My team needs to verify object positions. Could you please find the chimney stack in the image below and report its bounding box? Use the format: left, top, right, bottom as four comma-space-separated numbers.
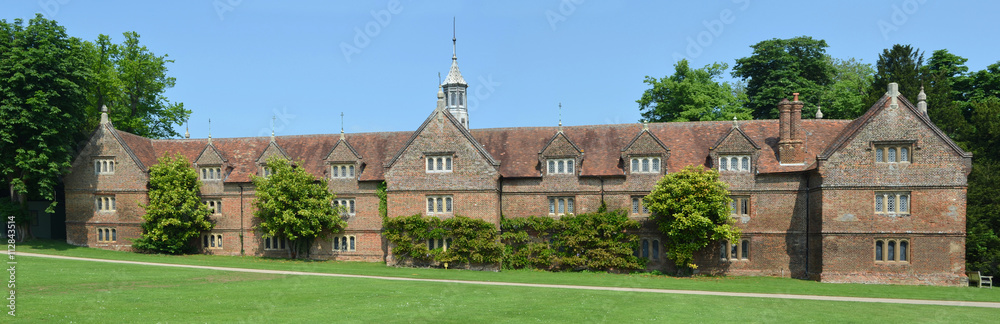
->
778, 93, 806, 164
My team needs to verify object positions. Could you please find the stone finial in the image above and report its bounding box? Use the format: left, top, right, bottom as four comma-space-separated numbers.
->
888, 82, 900, 107
100, 105, 109, 125
815, 105, 823, 119
643, 121, 649, 131
436, 85, 445, 111
340, 112, 346, 140
557, 102, 563, 133
184, 120, 190, 139
732, 116, 739, 128
207, 118, 212, 145
917, 86, 928, 115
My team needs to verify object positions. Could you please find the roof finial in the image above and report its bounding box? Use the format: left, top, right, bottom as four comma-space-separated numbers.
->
917, 85, 927, 115
558, 102, 563, 133
733, 116, 739, 128
340, 112, 345, 140
452, 17, 457, 60
643, 121, 649, 131
184, 119, 190, 139
207, 118, 212, 144
100, 104, 109, 125
815, 104, 824, 119
270, 115, 276, 142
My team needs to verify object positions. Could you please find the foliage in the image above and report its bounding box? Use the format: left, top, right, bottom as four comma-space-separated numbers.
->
133, 154, 214, 254
644, 165, 739, 270
501, 211, 645, 272
732, 36, 834, 119
0, 14, 89, 216
922, 49, 973, 146
638, 60, 751, 122
816, 57, 876, 119
81, 32, 189, 139
383, 214, 503, 268
251, 157, 345, 259
966, 160, 1000, 277
376, 181, 388, 219
868, 44, 924, 103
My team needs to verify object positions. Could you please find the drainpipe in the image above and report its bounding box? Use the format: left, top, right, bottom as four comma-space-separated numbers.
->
804, 174, 810, 279
239, 184, 245, 256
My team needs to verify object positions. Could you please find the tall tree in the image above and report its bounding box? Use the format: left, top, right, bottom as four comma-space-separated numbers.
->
732, 36, 834, 119
82, 32, 189, 138
638, 60, 750, 122
643, 165, 739, 273
869, 44, 923, 103
133, 154, 214, 254
0, 15, 89, 222
252, 157, 346, 259
816, 57, 875, 119
922, 49, 972, 146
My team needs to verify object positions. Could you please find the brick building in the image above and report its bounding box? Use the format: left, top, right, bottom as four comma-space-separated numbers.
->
64, 45, 971, 285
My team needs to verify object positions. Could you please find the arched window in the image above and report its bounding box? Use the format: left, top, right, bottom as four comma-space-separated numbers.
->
652, 240, 660, 260
899, 241, 908, 261
720, 158, 728, 170
641, 239, 650, 259
741, 157, 749, 170
875, 240, 884, 261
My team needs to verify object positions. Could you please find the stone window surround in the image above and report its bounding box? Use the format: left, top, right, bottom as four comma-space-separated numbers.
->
203, 233, 223, 249
200, 166, 223, 180
720, 239, 750, 261
875, 191, 911, 215
875, 238, 910, 263
631, 196, 650, 215
638, 238, 660, 261
94, 157, 116, 175
264, 236, 288, 250
333, 235, 356, 252
426, 153, 454, 173
96, 227, 117, 242
330, 163, 356, 179
95, 195, 116, 212
629, 156, 662, 174
548, 196, 575, 215
426, 195, 453, 215
718, 155, 752, 172
204, 199, 222, 215
546, 158, 576, 175
333, 198, 356, 216
731, 196, 749, 217
871, 140, 916, 164
427, 237, 453, 250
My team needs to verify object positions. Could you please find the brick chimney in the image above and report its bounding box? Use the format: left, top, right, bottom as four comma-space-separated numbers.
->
778, 93, 806, 164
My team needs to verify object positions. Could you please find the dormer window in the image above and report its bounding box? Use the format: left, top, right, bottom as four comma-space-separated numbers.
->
547, 158, 575, 175
94, 158, 115, 175
331, 164, 356, 179
630, 157, 661, 174
201, 167, 222, 180
426, 156, 453, 173
261, 166, 273, 177
875, 144, 911, 163
719, 155, 751, 172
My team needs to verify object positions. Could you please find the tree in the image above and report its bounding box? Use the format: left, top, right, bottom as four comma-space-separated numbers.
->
643, 165, 740, 272
638, 60, 750, 122
922, 49, 973, 146
732, 36, 834, 119
133, 154, 214, 254
816, 57, 875, 119
869, 44, 924, 103
966, 159, 1000, 276
82, 32, 189, 139
0, 14, 89, 238
252, 157, 345, 259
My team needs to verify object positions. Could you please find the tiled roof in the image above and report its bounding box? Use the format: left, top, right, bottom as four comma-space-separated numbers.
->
442, 58, 466, 86
117, 118, 853, 182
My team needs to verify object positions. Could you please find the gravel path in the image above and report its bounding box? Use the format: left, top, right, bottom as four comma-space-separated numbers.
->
12, 251, 1000, 308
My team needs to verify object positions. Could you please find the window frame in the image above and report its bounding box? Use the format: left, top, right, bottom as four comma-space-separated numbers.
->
720, 239, 750, 261
203, 233, 224, 249
95, 195, 116, 212
874, 143, 913, 163
425, 155, 454, 173
263, 236, 288, 251
427, 237, 454, 250
874, 191, 911, 215
730, 196, 750, 218
333, 198, 356, 216
548, 197, 575, 216
204, 199, 222, 215
333, 235, 357, 252
546, 158, 576, 175
631, 196, 650, 215
629, 156, 662, 174
94, 158, 116, 175
874, 238, 910, 263
330, 163, 356, 179
96, 227, 117, 243
200, 166, 223, 181
718, 155, 752, 172
426, 195, 454, 215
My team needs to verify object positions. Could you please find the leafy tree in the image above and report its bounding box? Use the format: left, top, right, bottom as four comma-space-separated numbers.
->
732, 36, 834, 119
970, 62, 1000, 102
966, 159, 1000, 276
82, 32, 189, 138
638, 60, 750, 122
816, 57, 875, 119
0, 14, 89, 237
869, 44, 924, 103
252, 157, 345, 259
133, 154, 214, 254
643, 165, 739, 272
922, 49, 973, 146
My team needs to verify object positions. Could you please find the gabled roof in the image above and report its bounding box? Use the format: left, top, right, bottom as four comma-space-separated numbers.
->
622, 127, 669, 153
818, 94, 971, 160
711, 124, 761, 152
539, 131, 583, 157
194, 142, 228, 165
325, 137, 362, 162
255, 141, 291, 164
110, 127, 152, 171
385, 109, 498, 169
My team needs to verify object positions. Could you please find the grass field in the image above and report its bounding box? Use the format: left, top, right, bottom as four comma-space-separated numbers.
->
12, 240, 1000, 322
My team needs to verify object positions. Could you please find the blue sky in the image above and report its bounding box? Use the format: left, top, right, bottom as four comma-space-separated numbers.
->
5, 1, 998, 138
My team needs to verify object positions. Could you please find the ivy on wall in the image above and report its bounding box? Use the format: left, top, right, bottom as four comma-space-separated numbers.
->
383, 214, 503, 267
501, 210, 646, 272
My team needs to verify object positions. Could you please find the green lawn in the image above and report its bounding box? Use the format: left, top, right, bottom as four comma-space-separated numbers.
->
13, 253, 998, 323
15, 240, 1000, 304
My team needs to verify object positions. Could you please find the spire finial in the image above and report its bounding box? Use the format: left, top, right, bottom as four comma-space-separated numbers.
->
917, 85, 928, 115
207, 118, 212, 144
558, 102, 563, 133
340, 112, 345, 140
100, 104, 109, 125
733, 116, 739, 128
452, 17, 457, 60
184, 119, 190, 139
270, 115, 276, 142
815, 105, 824, 119
643, 121, 649, 131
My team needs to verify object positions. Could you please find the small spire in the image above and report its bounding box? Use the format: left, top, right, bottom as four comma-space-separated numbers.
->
207, 118, 212, 144
270, 115, 276, 142
184, 119, 190, 139
452, 17, 457, 60
340, 112, 345, 140
557, 102, 563, 133
917, 86, 928, 115
100, 105, 109, 125
815, 105, 823, 119
732, 116, 739, 128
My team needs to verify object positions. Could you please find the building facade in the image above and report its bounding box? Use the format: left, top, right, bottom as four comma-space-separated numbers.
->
64, 48, 971, 286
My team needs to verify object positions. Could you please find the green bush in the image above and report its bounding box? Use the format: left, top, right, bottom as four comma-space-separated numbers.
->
501, 210, 646, 272
383, 214, 503, 268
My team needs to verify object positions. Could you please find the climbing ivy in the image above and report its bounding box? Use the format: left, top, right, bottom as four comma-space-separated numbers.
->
376, 181, 388, 219
383, 214, 503, 268
501, 210, 646, 272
